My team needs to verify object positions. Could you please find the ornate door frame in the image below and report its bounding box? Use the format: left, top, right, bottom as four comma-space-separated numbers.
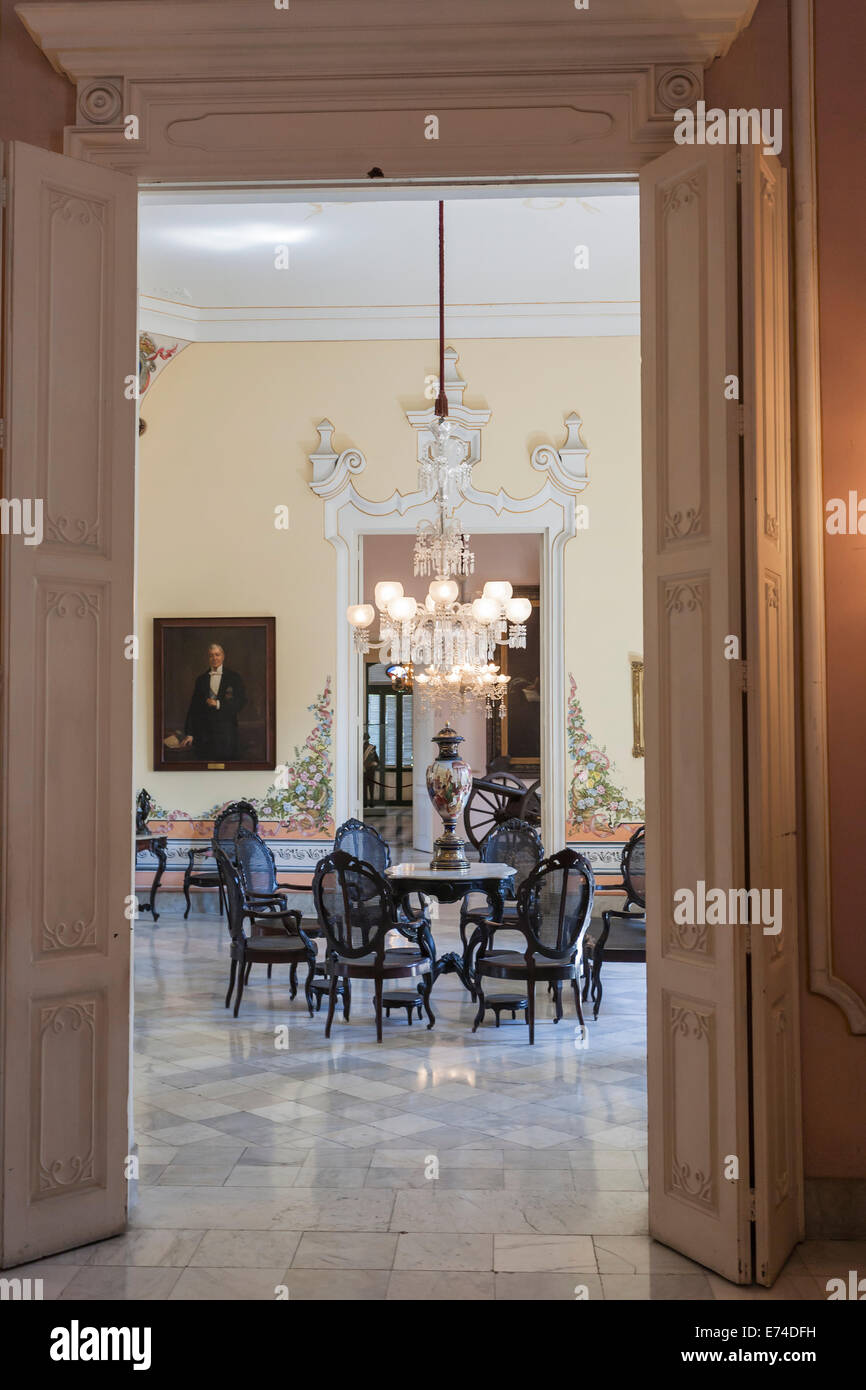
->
6, 0, 833, 1277
318, 471, 579, 855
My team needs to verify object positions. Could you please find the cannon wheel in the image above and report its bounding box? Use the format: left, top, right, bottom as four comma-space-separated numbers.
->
464, 773, 526, 852
518, 779, 542, 826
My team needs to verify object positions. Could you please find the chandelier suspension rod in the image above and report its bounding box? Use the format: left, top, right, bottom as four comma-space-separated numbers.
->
435, 200, 449, 420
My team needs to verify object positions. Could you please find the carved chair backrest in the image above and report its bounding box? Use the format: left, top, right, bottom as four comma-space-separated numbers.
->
235, 829, 279, 898
621, 825, 646, 910
215, 845, 248, 944
313, 850, 395, 960
480, 818, 544, 900
515, 848, 595, 959
333, 817, 392, 876
212, 801, 259, 860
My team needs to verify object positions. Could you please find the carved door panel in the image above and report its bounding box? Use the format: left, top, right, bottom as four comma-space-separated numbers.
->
641, 143, 802, 1285
641, 144, 752, 1283
0, 143, 137, 1265
740, 147, 804, 1284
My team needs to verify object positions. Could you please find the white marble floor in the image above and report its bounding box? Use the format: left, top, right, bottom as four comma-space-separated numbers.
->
15, 900, 846, 1300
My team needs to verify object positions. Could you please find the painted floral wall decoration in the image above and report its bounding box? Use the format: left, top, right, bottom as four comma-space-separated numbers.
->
138, 332, 187, 397
567, 673, 644, 834
144, 678, 335, 837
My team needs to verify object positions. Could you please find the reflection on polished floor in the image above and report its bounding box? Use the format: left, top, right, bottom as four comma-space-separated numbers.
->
16, 901, 837, 1300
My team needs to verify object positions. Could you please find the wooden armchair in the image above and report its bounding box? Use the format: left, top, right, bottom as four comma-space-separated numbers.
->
472, 848, 595, 1044
582, 825, 646, 1019
216, 841, 316, 1018
312, 850, 435, 1042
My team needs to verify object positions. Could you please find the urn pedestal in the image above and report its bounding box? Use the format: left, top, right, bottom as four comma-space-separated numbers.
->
426, 724, 472, 870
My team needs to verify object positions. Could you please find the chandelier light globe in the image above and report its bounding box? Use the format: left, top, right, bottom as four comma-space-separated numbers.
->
428, 577, 459, 606
346, 602, 376, 652
387, 595, 417, 623
347, 603, 375, 629
374, 580, 403, 612
505, 596, 532, 623
471, 595, 501, 625
482, 581, 513, 604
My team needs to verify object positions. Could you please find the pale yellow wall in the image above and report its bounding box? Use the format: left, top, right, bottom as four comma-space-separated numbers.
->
135, 336, 643, 817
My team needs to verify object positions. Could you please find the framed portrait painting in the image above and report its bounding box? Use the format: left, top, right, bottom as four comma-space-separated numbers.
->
153, 617, 276, 771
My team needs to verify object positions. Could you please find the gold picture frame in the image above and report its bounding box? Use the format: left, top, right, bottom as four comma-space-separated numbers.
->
631, 657, 645, 759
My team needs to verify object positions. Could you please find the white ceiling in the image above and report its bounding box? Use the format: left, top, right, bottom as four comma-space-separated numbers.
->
138, 190, 639, 342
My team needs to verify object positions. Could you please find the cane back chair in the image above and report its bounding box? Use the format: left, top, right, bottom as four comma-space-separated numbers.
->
472, 847, 595, 1044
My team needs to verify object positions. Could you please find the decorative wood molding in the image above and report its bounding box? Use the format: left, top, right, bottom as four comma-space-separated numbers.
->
791, 0, 866, 1031
76, 77, 124, 126
12, 2, 764, 179
308, 420, 367, 499
530, 413, 590, 493
654, 65, 703, 114
35, 999, 99, 1198
17, 3, 760, 80
667, 997, 717, 1212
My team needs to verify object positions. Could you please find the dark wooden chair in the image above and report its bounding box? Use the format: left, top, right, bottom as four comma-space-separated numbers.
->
459, 817, 544, 994
472, 847, 595, 1044
235, 828, 322, 989
216, 840, 316, 1018
264, 817, 431, 1006
312, 849, 435, 1042
582, 825, 646, 1019
183, 800, 258, 919
334, 816, 433, 949
279, 817, 430, 927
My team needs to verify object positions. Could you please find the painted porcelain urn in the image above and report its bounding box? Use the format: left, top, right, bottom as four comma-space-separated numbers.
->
426, 724, 472, 871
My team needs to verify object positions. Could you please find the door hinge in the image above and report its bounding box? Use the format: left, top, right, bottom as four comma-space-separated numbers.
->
0, 178, 6, 209
736, 152, 743, 185
748, 1189, 757, 1221
0, 419, 5, 450
737, 402, 745, 436
744, 923, 752, 955
739, 658, 749, 693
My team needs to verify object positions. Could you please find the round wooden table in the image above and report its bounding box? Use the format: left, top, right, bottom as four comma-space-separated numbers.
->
385, 861, 516, 992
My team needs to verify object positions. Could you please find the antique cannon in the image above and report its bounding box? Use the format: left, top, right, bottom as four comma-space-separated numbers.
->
463, 770, 541, 852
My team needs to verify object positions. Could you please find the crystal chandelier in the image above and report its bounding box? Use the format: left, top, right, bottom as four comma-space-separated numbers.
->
345, 201, 532, 712
349, 578, 529, 661
414, 419, 475, 578
415, 661, 511, 719
417, 415, 473, 520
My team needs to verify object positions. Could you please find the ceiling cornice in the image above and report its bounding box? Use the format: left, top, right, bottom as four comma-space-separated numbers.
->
17, 1, 760, 81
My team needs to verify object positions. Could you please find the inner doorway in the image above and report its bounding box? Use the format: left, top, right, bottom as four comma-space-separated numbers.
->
0, 144, 802, 1291
361, 528, 550, 858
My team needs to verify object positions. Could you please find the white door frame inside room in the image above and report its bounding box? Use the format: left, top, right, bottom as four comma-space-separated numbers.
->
3, 0, 819, 1285
321, 465, 581, 854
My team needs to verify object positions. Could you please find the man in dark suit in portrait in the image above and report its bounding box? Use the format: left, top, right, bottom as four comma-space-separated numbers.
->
181, 643, 247, 761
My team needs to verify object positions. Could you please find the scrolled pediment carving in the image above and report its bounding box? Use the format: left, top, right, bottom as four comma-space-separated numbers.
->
308, 420, 367, 499
530, 413, 590, 494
